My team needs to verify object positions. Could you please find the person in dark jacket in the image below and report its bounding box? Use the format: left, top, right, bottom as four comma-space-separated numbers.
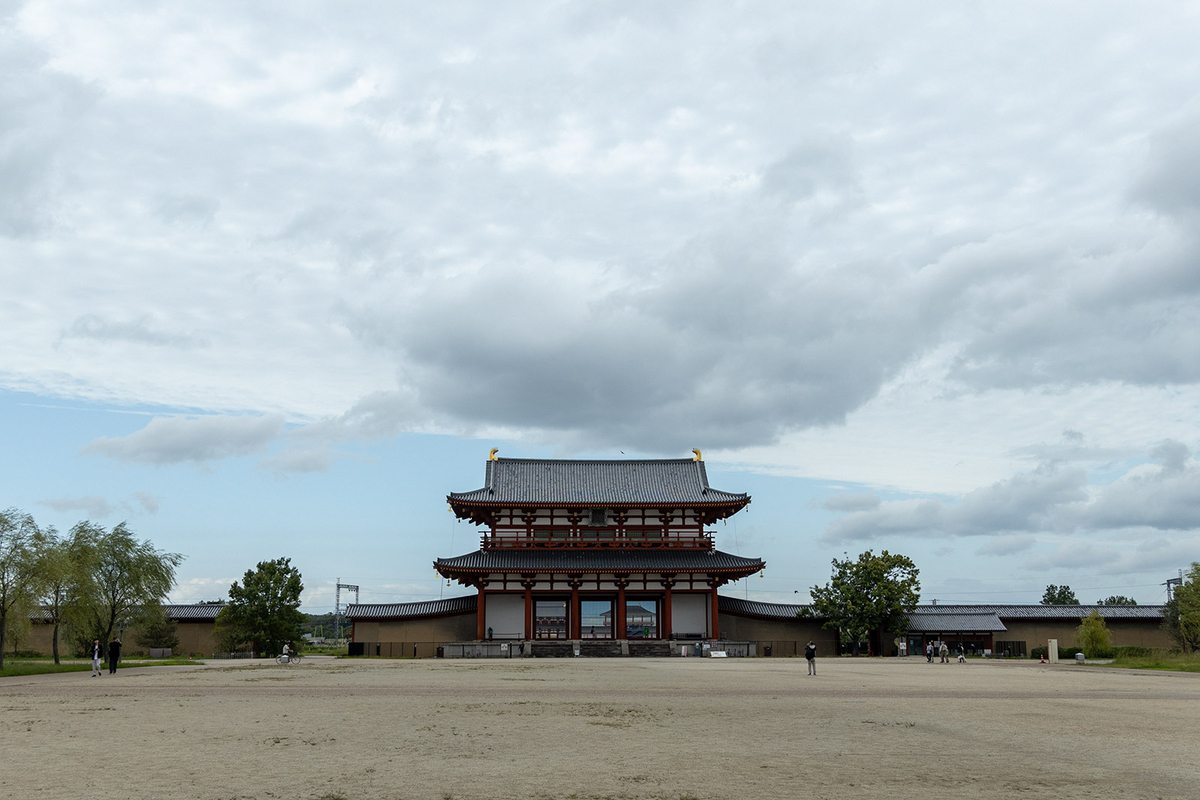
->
108, 637, 122, 674
804, 641, 817, 675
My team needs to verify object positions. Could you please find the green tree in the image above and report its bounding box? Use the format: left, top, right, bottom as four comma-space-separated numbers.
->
30, 522, 100, 664
1096, 595, 1137, 606
134, 604, 180, 650
805, 550, 920, 656
217, 558, 305, 656
1076, 610, 1113, 657
0, 509, 40, 670
1163, 563, 1200, 653
81, 522, 183, 646
1041, 584, 1080, 605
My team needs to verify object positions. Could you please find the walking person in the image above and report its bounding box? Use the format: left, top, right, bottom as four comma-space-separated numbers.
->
925, 642, 932, 663
939, 642, 949, 663
957, 645, 965, 663
90, 639, 103, 677
108, 636, 122, 675
805, 640, 817, 675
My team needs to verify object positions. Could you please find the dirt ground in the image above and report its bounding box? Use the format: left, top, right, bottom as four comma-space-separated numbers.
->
2, 655, 1197, 800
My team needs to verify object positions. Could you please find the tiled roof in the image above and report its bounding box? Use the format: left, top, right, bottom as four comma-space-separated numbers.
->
920, 604, 1165, 620
165, 604, 225, 621
435, 548, 764, 574
448, 458, 749, 507
716, 600, 1165, 623
346, 596, 477, 620
719, 596, 813, 618
30, 604, 225, 622
905, 612, 1007, 632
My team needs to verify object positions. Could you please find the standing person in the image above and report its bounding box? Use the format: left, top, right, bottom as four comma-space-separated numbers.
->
957, 645, 965, 663
108, 636, 122, 675
925, 642, 932, 663
804, 640, 817, 675
91, 639, 103, 677
939, 642, 949, 663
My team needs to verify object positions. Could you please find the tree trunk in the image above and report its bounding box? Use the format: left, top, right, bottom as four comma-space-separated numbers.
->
52, 623, 60, 665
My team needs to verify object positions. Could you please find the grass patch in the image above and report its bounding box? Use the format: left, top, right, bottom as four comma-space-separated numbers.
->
1106, 650, 1200, 673
0, 658, 204, 678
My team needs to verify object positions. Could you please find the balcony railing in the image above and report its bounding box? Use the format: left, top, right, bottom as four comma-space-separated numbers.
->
481, 530, 715, 549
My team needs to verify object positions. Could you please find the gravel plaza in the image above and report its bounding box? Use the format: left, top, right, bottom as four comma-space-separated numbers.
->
2, 655, 1197, 800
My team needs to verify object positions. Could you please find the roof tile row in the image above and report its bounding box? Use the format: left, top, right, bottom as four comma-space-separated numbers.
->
448, 458, 749, 506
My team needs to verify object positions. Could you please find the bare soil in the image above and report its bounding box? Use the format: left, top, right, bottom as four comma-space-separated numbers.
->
2, 655, 1196, 800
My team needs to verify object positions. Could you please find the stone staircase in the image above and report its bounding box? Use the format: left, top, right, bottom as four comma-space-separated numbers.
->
628, 640, 674, 657
522, 640, 699, 658
578, 641, 623, 657
530, 641, 574, 658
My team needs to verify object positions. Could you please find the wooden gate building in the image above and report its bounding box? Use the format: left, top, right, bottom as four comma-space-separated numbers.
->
436, 452, 764, 642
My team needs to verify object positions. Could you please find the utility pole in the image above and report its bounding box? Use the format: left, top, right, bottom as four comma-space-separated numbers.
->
1164, 569, 1183, 602
334, 578, 360, 643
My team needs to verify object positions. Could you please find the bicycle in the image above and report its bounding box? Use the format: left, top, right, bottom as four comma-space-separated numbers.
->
275, 652, 302, 665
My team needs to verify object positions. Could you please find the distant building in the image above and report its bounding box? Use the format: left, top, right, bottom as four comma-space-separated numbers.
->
346, 452, 1172, 658
351, 452, 837, 656
25, 604, 224, 657
438, 452, 763, 642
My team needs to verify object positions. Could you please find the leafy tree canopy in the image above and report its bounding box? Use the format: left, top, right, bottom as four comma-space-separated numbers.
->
805, 550, 920, 655
216, 558, 305, 656
1096, 595, 1137, 606
1076, 610, 1112, 657
81, 522, 183, 646
1041, 584, 1080, 605
1164, 563, 1200, 653
0, 509, 40, 670
30, 522, 100, 663
134, 604, 180, 650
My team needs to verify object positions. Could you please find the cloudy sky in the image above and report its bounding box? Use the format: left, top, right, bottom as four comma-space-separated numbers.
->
3, 2, 1198, 611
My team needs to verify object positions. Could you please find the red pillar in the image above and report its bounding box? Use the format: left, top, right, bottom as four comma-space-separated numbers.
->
523, 583, 533, 640
616, 579, 627, 639
476, 585, 487, 640
662, 578, 674, 640
709, 582, 720, 640
569, 580, 581, 639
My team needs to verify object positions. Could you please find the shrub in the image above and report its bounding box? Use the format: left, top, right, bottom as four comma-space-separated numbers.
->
1112, 645, 1157, 659
1077, 610, 1113, 657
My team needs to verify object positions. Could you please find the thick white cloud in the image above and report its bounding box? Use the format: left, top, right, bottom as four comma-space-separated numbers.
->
1, 2, 1199, 594
825, 442, 1200, 542
820, 441, 1200, 575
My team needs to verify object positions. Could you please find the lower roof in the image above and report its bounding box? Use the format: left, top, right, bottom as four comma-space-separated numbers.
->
718, 599, 1165, 626
341, 596, 1167, 629
435, 548, 764, 574
30, 603, 226, 622
348, 595, 477, 621
905, 612, 1007, 632
165, 603, 226, 621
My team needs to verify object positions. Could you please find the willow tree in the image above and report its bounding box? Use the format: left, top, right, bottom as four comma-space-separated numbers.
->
0, 509, 40, 670
30, 522, 100, 663
1076, 610, 1112, 657
82, 523, 183, 646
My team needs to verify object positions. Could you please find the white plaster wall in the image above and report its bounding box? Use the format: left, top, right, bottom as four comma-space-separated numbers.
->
485, 594, 525, 639
673, 593, 708, 637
